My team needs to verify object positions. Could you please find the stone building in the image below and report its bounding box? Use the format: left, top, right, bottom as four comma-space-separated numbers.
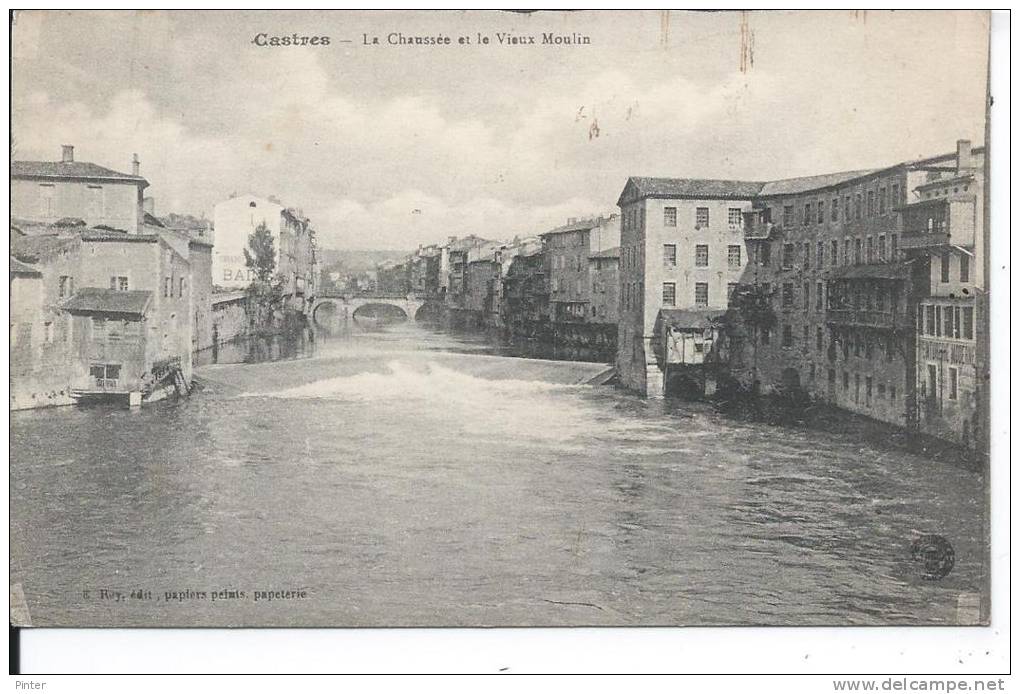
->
9, 224, 197, 408
615, 179, 757, 396
734, 143, 984, 438
501, 246, 549, 342
900, 141, 986, 447
12, 145, 148, 233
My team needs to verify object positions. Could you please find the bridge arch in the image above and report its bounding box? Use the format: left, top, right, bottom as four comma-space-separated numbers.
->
309, 295, 426, 330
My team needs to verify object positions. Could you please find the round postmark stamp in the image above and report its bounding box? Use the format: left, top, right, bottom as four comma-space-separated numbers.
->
910, 534, 955, 581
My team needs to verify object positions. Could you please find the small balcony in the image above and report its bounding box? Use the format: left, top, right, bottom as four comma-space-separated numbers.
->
826, 308, 906, 330
899, 230, 952, 251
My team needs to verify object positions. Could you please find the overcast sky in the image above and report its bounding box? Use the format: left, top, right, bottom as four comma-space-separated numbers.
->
12, 10, 989, 250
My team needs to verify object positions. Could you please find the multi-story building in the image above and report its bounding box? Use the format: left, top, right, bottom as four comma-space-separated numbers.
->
589, 246, 620, 325
211, 195, 317, 302
501, 246, 549, 342
10, 223, 197, 409
615, 179, 757, 396
542, 215, 620, 324
735, 141, 984, 438
900, 141, 986, 447
617, 139, 985, 438
12, 145, 148, 233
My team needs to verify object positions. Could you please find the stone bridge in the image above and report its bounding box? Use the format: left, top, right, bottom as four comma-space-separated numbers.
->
310, 294, 429, 329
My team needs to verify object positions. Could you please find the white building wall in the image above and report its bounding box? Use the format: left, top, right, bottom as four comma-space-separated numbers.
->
212, 195, 284, 289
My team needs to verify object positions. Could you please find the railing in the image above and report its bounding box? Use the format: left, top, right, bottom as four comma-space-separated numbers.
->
919, 337, 975, 365
899, 230, 952, 250
826, 308, 904, 330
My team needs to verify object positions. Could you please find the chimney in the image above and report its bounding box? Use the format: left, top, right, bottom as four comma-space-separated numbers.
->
61, 145, 74, 163
142, 197, 155, 215
132, 153, 140, 176
956, 139, 972, 174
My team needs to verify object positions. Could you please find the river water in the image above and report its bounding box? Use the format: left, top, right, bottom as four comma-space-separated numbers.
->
10, 323, 987, 627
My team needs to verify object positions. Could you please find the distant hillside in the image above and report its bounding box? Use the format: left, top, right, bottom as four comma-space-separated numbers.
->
318, 248, 411, 273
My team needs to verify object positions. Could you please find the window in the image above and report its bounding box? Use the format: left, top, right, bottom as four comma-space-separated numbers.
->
803, 203, 811, 226
695, 282, 708, 306
844, 239, 851, 266
943, 305, 954, 337
831, 198, 839, 222
759, 243, 771, 267
866, 237, 874, 263
696, 207, 710, 227
817, 241, 824, 267
58, 275, 74, 299
727, 245, 741, 269
803, 242, 810, 269
854, 238, 862, 265
855, 374, 861, 403
890, 234, 898, 260
44, 321, 53, 343
803, 282, 811, 310
962, 306, 974, 339
664, 207, 677, 227
843, 371, 849, 391
854, 193, 862, 220
816, 326, 824, 352
783, 205, 794, 227
817, 201, 825, 224
843, 195, 851, 220
879, 187, 887, 214
891, 183, 900, 206
816, 281, 824, 310
695, 244, 709, 267
91, 317, 105, 340
164, 277, 172, 298
663, 244, 677, 266
761, 327, 770, 345
109, 276, 129, 291
727, 282, 738, 304
867, 190, 875, 217
960, 254, 970, 282
782, 283, 794, 308
831, 240, 838, 266
179, 277, 185, 298
87, 185, 104, 219
802, 325, 809, 350
728, 208, 743, 227
782, 243, 794, 269
662, 282, 676, 307
940, 251, 951, 283
878, 235, 887, 262
948, 367, 959, 400
782, 324, 793, 347
866, 376, 873, 406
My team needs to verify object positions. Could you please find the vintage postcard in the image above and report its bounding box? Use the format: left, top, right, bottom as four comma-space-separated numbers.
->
9, 9, 993, 629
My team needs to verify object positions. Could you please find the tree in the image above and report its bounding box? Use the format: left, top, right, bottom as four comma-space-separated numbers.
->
244, 222, 277, 283
243, 222, 284, 332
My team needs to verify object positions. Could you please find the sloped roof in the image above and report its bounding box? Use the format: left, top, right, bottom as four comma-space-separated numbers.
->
619, 177, 764, 205
657, 308, 728, 330
10, 232, 79, 262
758, 169, 880, 196
12, 160, 148, 185
81, 229, 158, 242
590, 246, 621, 259
541, 217, 603, 236
62, 288, 153, 316
10, 256, 41, 276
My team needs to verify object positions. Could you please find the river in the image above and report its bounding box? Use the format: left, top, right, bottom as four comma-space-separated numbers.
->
9, 323, 988, 627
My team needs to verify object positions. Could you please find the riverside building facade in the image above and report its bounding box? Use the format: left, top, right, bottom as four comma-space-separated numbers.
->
617, 139, 986, 449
